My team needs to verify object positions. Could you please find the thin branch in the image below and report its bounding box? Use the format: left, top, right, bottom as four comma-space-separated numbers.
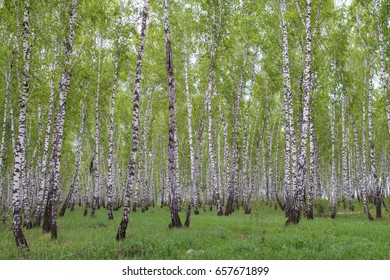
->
294, 0, 306, 27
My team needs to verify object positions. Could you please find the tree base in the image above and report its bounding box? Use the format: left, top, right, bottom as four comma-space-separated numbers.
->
116, 219, 128, 241
14, 229, 29, 251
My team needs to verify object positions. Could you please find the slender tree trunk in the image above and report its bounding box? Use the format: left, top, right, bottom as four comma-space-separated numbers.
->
91, 37, 102, 217
33, 34, 59, 228
351, 117, 371, 220
361, 70, 373, 220
306, 114, 315, 219
59, 91, 87, 217
164, 0, 182, 228
225, 51, 246, 216
288, 0, 312, 225
183, 34, 197, 216
116, 0, 149, 240
206, 83, 222, 216
84, 168, 92, 216
18, 0, 33, 230
218, 101, 232, 214
367, 63, 381, 218
184, 117, 205, 226
43, 0, 78, 239
149, 148, 156, 208
29, 103, 43, 215
314, 135, 322, 199
279, 0, 297, 218
373, 0, 389, 135
242, 87, 252, 214
133, 150, 141, 212
175, 132, 182, 211
331, 101, 337, 219
141, 98, 151, 213
0, 55, 14, 208
107, 46, 120, 220
11, 0, 31, 248
341, 91, 354, 211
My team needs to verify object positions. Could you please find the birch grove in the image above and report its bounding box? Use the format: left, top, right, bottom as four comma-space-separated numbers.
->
0, 0, 388, 248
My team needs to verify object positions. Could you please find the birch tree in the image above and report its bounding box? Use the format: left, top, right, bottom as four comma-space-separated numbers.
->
43, 0, 78, 239
91, 37, 103, 217
59, 90, 88, 217
367, 62, 381, 218
164, 0, 182, 228
116, 0, 149, 240
11, 0, 31, 248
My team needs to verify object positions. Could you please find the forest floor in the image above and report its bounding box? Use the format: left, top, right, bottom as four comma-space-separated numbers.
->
1, 200, 390, 260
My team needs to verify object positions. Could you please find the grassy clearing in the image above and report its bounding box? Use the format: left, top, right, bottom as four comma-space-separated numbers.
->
1, 201, 389, 260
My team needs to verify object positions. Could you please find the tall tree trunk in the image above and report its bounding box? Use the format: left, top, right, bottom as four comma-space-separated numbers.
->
373, 0, 389, 135
11, 0, 31, 248
242, 83, 253, 214
351, 117, 371, 220
306, 114, 315, 219
242, 119, 250, 213
367, 63, 381, 218
33, 34, 59, 228
279, 0, 297, 218
330, 101, 337, 219
218, 101, 232, 214
183, 34, 197, 217
360, 70, 373, 220
164, 0, 182, 228
18, 0, 33, 230
149, 147, 156, 208
206, 82, 222, 216
29, 103, 43, 215
141, 97, 151, 213
225, 51, 246, 216
91, 37, 102, 217
59, 91, 87, 217
43, 0, 78, 239
184, 117, 205, 226
107, 46, 120, 220
116, 0, 149, 240
288, 0, 312, 225
341, 91, 350, 210
0, 55, 14, 208
313, 134, 322, 199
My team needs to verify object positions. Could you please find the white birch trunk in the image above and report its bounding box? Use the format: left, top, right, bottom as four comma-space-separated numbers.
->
306, 114, 315, 219
341, 92, 350, 210
367, 63, 381, 218
141, 98, 151, 212
207, 87, 223, 215
183, 34, 196, 214
11, 0, 30, 248
331, 101, 337, 218
279, 0, 297, 218
43, 0, 78, 239
91, 37, 102, 216
373, 0, 389, 135
164, 0, 182, 228
116, 0, 149, 240
288, 0, 312, 225
226, 51, 246, 215
59, 91, 87, 217
107, 45, 120, 219
0, 56, 13, 208
33, 34, 59, 228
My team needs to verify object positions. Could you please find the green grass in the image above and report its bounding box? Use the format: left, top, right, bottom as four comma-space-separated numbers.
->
1, 201, 389, 260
